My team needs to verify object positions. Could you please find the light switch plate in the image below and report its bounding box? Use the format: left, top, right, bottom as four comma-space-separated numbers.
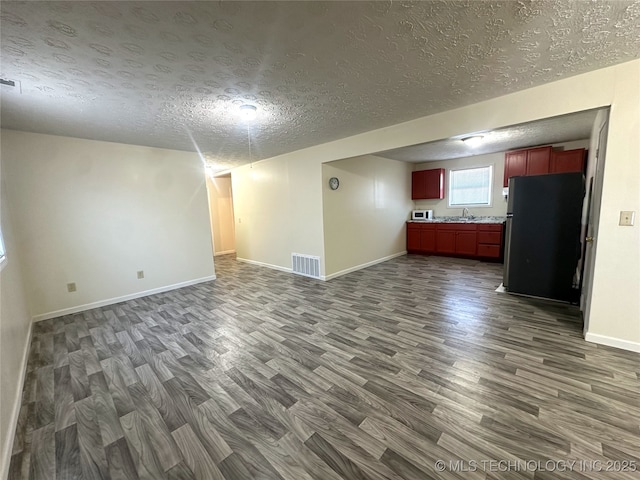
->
137, 270, 144, 279
67, 282, 76, 292
619, 211, 635, 226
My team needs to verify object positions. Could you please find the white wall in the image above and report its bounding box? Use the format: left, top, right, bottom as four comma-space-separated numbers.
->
206, 175, 236, 255
232, 155, 325, 273
322, 155, 412, 278
232, 159, 294, 271
584, 63, 640, 351
231, 59, 640, 350
414, 139, 590, 217
0, 166, 32, 480
1, 130, 215, 320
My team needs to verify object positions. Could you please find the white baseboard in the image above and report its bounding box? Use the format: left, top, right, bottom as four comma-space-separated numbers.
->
1, 321, 33, 480
32, 275, 216, 322
585, 332, 640, 353
322, 251, 407, 281
214, 250, 236, 256
237, 251, 407, 282
235, 257, 292, 274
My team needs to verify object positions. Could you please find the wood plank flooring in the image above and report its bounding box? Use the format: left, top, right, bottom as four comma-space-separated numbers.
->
8, 254, 640, 479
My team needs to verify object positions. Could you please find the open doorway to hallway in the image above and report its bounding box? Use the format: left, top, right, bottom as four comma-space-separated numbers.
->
205, 173, 236, 260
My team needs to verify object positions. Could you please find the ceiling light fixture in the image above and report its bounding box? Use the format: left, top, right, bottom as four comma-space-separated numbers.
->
239, 104, 257, 122
461, 135, 484, 147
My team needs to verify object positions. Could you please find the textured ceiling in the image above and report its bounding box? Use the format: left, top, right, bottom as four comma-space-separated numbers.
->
377, 108, 599, 162
1, 1, 639, 171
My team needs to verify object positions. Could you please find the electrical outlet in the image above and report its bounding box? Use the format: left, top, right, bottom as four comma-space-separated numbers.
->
137, 270, 144, 279
67, 282, 76, 293
619, 211, 635, 226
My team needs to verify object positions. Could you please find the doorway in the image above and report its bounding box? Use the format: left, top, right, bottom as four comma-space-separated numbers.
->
205, 173, 236, 258
581, 109, 609, 335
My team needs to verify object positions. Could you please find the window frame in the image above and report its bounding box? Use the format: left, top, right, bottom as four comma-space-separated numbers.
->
447, 164, 494, 208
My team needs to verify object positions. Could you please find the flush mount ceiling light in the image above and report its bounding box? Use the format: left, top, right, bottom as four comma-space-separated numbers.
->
239, 104, 257, 122
461, 135, 484, 147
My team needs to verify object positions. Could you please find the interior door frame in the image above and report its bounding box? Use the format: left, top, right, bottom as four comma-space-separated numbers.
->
581, 110, 609, 335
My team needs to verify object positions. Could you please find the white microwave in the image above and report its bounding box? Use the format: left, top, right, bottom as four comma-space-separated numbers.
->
412, 210, 433, 221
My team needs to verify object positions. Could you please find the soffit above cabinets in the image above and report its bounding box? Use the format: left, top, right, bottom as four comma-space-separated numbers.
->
1, 1, 639, 170
377, 109, 599, 163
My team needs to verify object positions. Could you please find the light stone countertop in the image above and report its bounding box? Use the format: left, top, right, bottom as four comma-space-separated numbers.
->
409, 216, 506, 224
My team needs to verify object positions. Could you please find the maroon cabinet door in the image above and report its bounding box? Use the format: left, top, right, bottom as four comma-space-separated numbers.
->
420, 228, 437, 252
551, 149, 586, 173
412, 169, 444, 199
436, 230, 456, 253
424, 168, 445, 199
503, 150, 527, 187
455, 231, 477, 255
526, 146, 552, 176
411, 171, 426, 200
407, 225, 420, 251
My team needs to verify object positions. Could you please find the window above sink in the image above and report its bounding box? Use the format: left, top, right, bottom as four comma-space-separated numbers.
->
448, 165, 493, 207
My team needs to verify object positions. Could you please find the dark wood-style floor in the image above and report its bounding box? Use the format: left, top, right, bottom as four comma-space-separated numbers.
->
8, 254, 640, 480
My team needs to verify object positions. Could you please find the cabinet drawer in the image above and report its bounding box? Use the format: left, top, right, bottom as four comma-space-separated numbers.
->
477, 244, 501, 258
419, 223, 437, 230
478, 231, 501, 245
477, 224, 503, 232
407, 223, 436, 231
437, 223, 477, 231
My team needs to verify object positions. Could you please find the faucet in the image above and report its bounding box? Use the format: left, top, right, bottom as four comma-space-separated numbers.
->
462, 207, 470, 218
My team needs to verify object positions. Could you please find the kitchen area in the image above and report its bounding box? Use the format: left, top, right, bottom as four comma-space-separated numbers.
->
401, 135, 590, 305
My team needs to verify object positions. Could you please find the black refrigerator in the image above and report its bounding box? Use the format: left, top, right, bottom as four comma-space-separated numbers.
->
503, 172, 584, 302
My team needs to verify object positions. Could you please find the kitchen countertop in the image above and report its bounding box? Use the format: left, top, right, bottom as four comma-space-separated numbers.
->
409, 216, 506, 224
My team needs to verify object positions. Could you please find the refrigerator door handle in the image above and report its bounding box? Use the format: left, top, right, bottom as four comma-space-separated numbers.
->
503, 218, 513, 288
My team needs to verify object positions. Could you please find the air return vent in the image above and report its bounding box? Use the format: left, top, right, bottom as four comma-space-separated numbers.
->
291, 253, 321, 279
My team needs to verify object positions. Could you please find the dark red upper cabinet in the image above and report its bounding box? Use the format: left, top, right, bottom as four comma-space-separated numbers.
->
503, 150, 527, 187
411, 171, 425, 199
526, 146, 552, 175
551, 148, 586, 174
503, 146, 553, 187
412, 168, 445, 200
